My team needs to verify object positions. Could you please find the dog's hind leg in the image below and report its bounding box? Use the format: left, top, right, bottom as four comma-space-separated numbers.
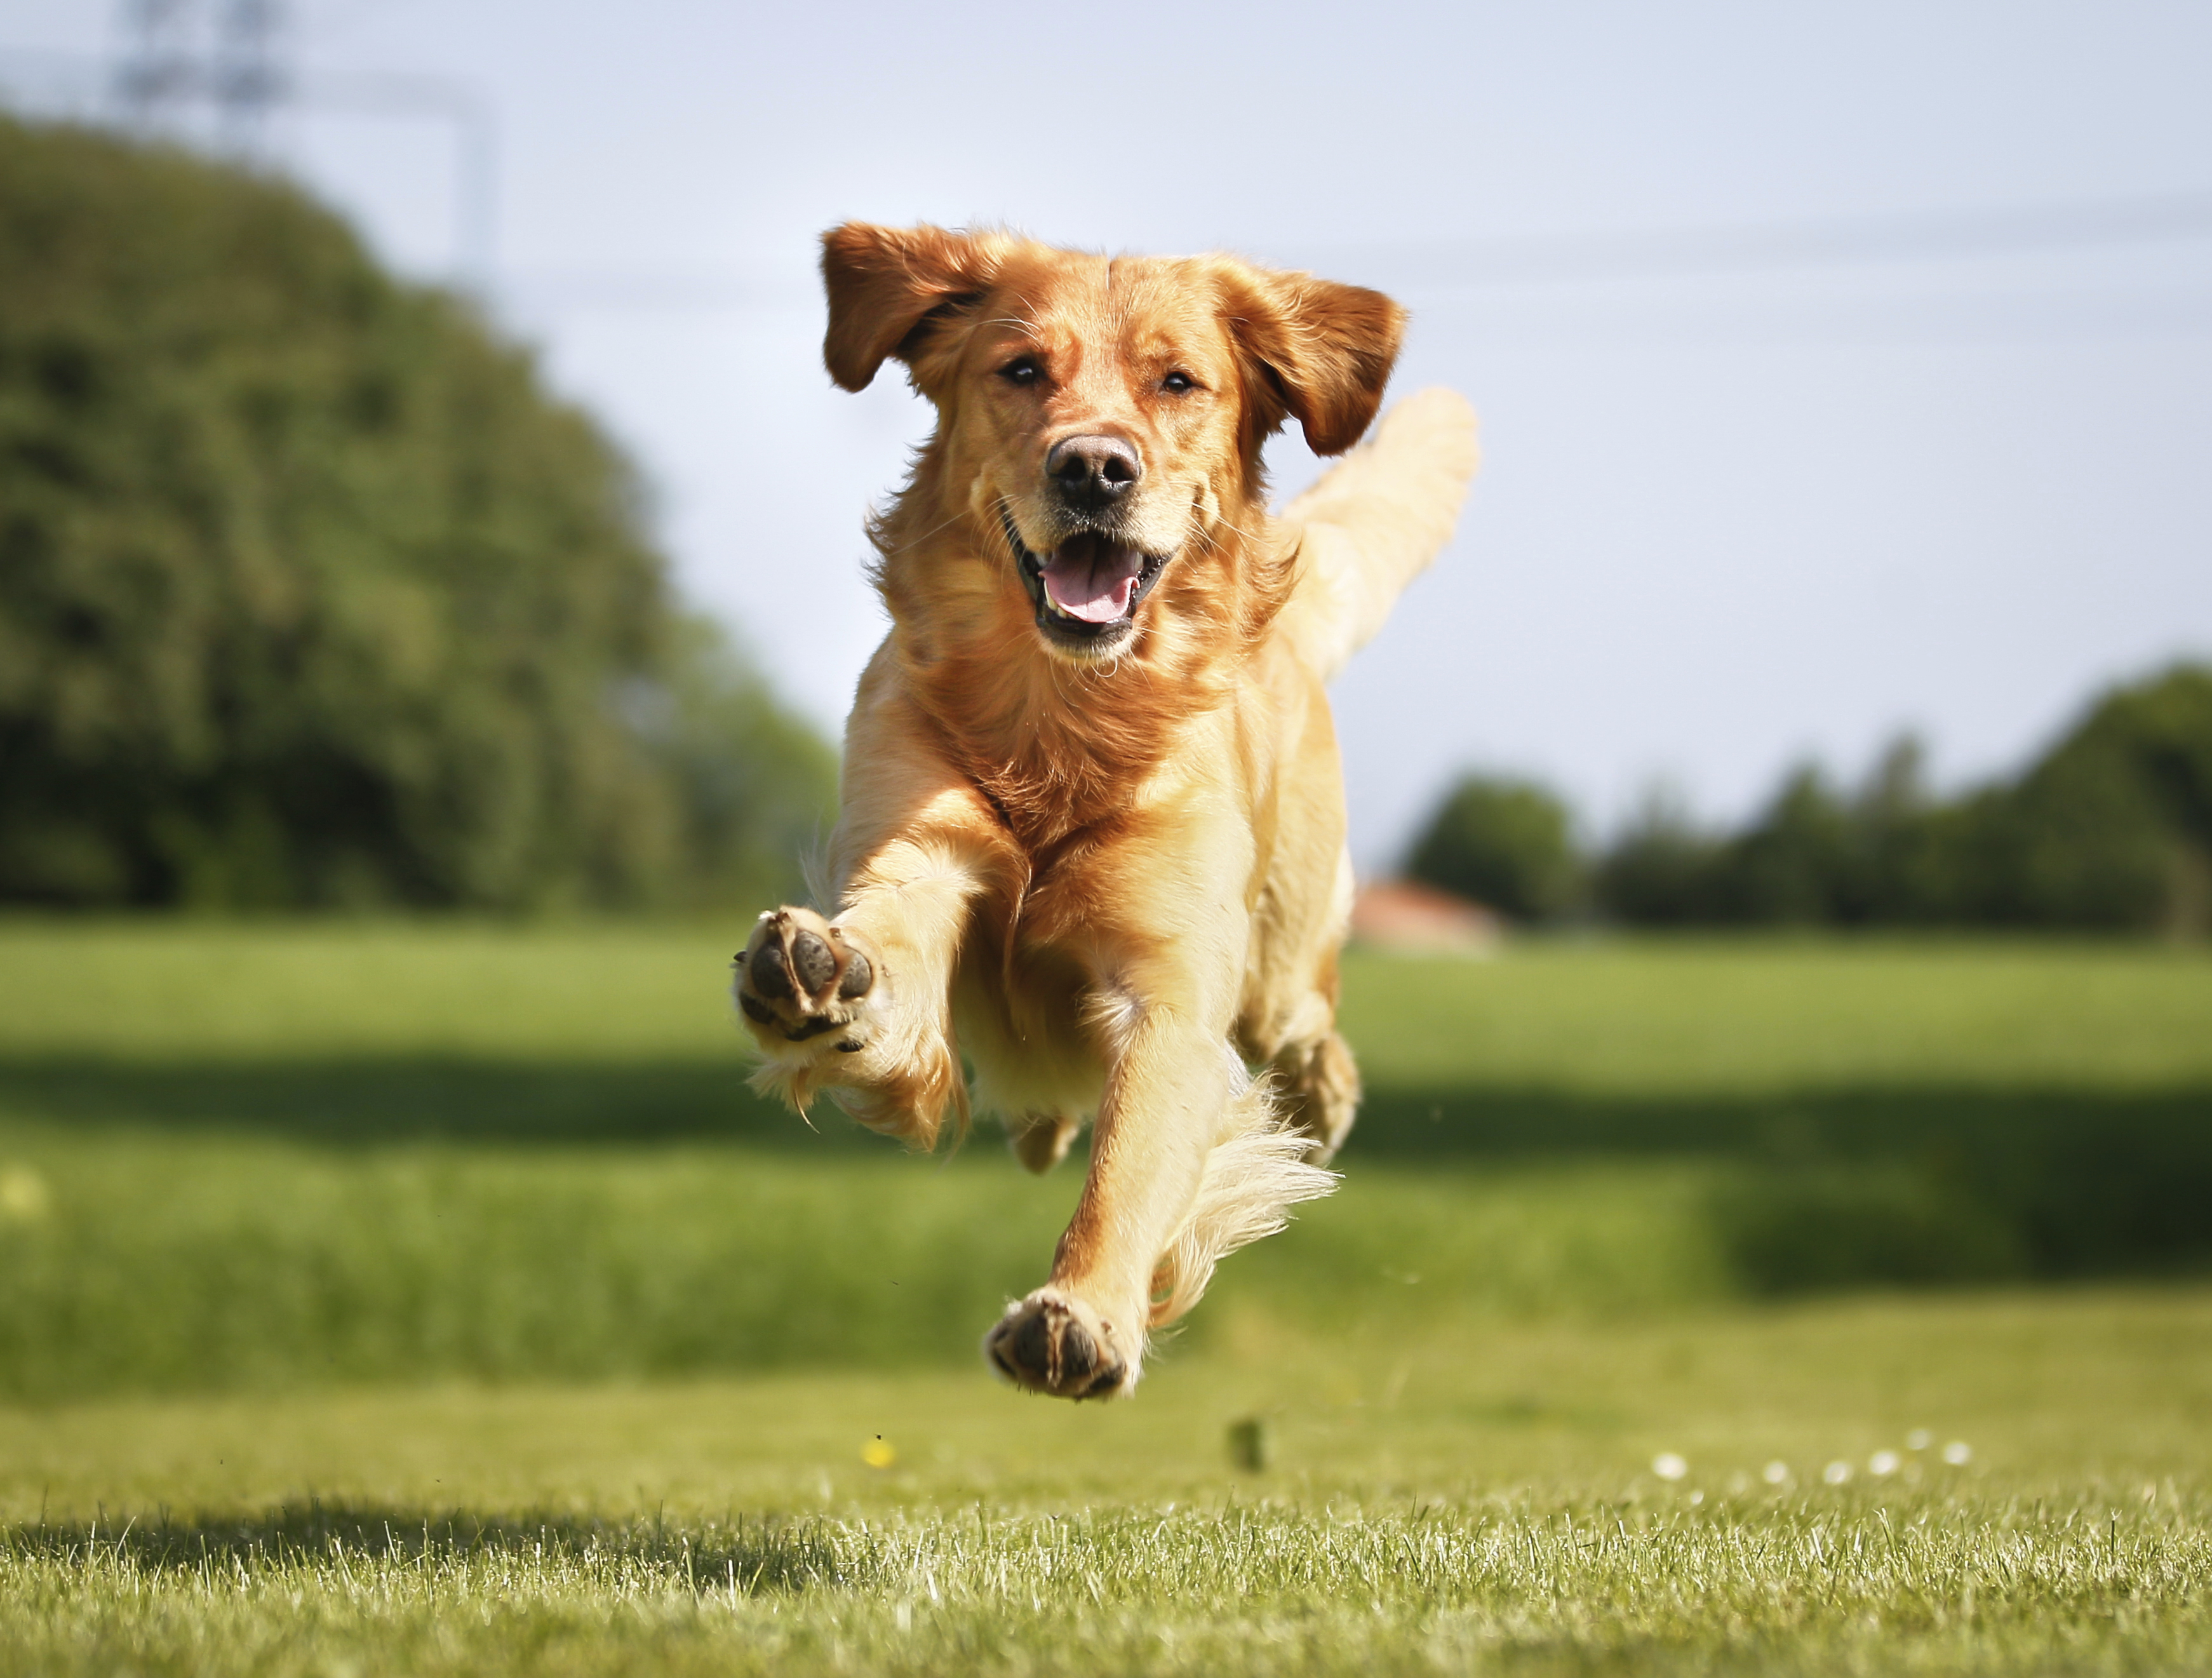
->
1009, 1111, 1081, 1174
1268, 1026, 1362, 1165
1243, 858, 1363, 1164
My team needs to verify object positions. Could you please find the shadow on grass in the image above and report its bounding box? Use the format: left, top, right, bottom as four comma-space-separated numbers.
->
1348, 1082, 2212, 1287
3, 1054, 2208, 1290
0, 1056, 864, 1150
2, 1503, 860, 1593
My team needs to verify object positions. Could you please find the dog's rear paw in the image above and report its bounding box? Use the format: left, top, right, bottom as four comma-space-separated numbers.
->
734, 907, 875, 1048
983, 1287, 1137, 1400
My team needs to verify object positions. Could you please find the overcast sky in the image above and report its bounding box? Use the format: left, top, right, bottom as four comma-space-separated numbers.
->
6, 0, 2209, 866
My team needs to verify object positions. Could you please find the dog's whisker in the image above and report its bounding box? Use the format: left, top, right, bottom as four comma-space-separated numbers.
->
881, 505, 980, 559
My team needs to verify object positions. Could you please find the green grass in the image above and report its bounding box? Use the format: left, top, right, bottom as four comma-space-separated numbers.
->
1, 922, 2208, 1401
4, 920, 2208, 1084
2, 920, 2209, 1669
1341, 937, 2212, 1094
0, 1124, 1739, 1400
6, 1288, 2210, 1674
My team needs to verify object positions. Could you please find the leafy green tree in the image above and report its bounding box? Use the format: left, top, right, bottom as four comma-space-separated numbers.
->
1588, 669, 2212, 934
2067, 663, 2212, 846
1954, 665, 2211, 932
1590, 785, 1727, 927
0, 117, 832, 911
1404, 773, 1583, 921
1714, 764, 1858, 924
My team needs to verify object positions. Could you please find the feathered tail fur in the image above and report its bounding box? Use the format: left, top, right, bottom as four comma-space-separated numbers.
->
1148, 1060, 1338, 1327
1275, 387, 1480, 682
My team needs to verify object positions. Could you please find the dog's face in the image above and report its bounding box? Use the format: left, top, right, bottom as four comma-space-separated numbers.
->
821, 225, 1405, 664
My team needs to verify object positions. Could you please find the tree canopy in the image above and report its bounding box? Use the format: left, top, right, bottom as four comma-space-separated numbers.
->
1409, 663, 2212, 936
0, 116, 833, 911
1402, 775, 1581, 922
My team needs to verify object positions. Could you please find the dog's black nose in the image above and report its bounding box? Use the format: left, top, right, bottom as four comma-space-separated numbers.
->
1046, 434, 1141, 507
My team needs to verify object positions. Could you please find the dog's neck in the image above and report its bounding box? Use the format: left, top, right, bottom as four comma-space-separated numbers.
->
871, 494, 1295, 849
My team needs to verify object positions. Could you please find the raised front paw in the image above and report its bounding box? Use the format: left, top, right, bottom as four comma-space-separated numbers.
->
983, 1287, 1138, 1400
734, 906, 876, 1051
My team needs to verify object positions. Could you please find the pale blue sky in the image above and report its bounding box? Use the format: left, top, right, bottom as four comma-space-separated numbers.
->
6, 0, 2209, 864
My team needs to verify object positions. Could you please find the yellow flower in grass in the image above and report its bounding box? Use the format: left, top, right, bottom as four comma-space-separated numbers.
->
0, 1165, 50, 1223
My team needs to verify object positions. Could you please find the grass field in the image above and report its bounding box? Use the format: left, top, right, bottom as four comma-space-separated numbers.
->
6, 1291, 2209, 1674
4, 922, 2207, 1399
2, 920, 2209, 1672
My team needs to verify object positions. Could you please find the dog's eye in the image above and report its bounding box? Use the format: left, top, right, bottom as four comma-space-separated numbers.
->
1162, 370, 1197, 395
998, 358, 1042, 386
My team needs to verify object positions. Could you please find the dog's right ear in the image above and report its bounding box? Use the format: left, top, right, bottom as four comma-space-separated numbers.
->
820, 223, 1001, 393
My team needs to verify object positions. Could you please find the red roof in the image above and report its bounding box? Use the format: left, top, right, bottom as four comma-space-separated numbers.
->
1350, 879, 1505, 952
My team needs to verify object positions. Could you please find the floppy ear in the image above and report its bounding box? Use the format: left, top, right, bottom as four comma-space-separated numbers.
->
819, 222, 1002, 393
1219, 264, 1406, 455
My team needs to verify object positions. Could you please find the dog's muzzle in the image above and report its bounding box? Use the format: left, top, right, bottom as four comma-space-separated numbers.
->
1003, 509, 1169, 652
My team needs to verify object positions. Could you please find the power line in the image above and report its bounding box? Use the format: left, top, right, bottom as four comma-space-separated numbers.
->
7, 37, 2204, 318
1329, 191, 2212, 290
300, 69, 497, 282
493, 191, 2212, 320
0, 23, 496, 285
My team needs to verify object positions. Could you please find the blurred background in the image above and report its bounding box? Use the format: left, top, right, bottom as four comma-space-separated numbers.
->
4, 0, 2210, 896
0, 0, 2208, 1448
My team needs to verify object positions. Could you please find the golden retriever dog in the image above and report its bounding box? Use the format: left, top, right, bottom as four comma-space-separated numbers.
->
735, 224, 1477, 1399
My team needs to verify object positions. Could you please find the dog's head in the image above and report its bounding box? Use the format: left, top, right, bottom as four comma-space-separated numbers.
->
821, 224, 1405, 664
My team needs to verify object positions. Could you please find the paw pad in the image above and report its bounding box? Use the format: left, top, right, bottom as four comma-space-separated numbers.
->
984, 1291, 1132, 1400
734, 908, 876, 1043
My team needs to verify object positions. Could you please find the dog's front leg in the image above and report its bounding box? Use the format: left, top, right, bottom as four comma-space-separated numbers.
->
735, 829, 985, 1147
735, 655, 1011, 1147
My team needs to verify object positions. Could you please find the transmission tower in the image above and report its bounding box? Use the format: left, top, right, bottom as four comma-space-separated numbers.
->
104, 0, 491, 279
213, 0, 285, 155
116, 0, 199, 133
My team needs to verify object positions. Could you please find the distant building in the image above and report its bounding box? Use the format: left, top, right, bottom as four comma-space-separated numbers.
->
1348, 879, 1505, 955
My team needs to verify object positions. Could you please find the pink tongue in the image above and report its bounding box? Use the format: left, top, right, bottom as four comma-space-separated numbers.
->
1042, 538, 1143, 624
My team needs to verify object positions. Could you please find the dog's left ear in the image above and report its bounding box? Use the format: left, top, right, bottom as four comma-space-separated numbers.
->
1219, 264, 1406, 455
820, 222, 1002, 393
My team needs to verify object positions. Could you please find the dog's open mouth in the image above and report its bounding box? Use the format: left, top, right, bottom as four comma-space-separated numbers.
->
1003, 512, 1169, 647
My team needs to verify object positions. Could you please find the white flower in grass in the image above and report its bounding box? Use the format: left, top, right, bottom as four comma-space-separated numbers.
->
1823, 1461, 1853, 1485
1907, 1429, 1933, 1451
1763, 1461, 1791, 1486
1869, 1450, 1901, 1477
1652, 1453, 1688, 1481
1942, 1440, 1972, 1466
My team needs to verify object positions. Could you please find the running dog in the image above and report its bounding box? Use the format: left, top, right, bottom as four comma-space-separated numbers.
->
736, 223, 1477, 1398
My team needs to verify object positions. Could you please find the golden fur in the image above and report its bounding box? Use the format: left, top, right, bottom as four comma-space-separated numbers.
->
735, 224, 1477, 1398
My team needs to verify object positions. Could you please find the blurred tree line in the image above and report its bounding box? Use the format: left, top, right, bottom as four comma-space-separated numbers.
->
0, 117, 834, 912
1407, 662, 2212, 936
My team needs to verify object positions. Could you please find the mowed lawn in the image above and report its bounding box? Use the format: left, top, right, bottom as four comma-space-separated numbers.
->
3, 918, 2207, 1084
5, 1291, 2209, 1675
2, 920, 2209, 1673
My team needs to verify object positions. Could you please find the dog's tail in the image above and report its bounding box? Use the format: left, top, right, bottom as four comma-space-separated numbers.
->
1275, 386, 1480, 682
1149, 1063, 1339, 1328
